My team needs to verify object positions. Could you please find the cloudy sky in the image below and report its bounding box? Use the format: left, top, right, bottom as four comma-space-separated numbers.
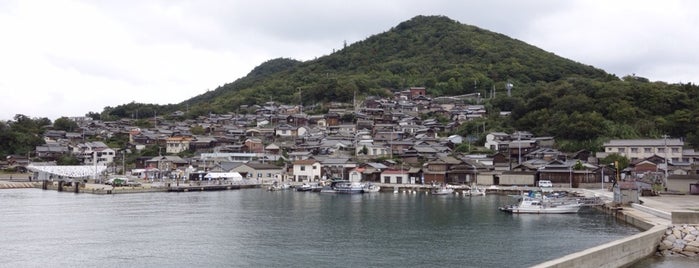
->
1, 0, 698, 121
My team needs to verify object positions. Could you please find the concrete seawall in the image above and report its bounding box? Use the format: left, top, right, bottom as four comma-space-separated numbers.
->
531, 187, 686, 268
533, 223, 666, 268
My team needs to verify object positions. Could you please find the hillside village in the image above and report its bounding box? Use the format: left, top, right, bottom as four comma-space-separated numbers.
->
6, 87, 699, 193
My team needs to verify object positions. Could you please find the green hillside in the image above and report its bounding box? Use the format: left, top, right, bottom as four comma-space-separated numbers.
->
185, 15, 610, 112
99, 15, 699, 149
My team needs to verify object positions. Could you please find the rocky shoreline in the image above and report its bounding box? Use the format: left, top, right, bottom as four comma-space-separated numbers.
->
658, 224, 699, 257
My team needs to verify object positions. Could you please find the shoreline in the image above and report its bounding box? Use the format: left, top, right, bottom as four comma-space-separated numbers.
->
2, 177, 696, 266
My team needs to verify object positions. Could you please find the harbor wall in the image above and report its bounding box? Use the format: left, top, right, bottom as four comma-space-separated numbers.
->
533, 203, 670, 268
532, 224, 666, 268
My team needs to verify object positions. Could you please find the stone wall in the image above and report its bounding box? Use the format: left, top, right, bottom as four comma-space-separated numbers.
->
657, 225, 699, 257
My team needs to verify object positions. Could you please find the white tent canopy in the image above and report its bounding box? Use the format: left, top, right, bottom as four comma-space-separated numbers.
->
27, 165, 106, 179
204, 172, 243, 181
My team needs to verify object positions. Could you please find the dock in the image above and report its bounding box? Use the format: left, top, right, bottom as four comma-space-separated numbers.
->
167, 183, 260, 192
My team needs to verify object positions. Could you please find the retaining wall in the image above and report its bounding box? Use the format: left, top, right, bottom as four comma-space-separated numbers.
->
532, 204, 669, 268
533, 224, 666, 268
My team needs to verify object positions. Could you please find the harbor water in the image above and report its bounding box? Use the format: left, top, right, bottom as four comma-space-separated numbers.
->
0, 188, 642, 267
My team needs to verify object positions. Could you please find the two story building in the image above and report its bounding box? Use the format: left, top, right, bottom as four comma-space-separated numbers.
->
602, 139, 684, 163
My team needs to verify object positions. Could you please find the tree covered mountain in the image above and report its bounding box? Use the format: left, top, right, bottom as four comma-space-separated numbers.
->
99, 15, 699, 149
183, 15, 610, 111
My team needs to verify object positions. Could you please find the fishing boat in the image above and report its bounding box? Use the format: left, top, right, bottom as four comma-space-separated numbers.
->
499, 195, 581, 214
267, 182, 290, 191
362, 183, 381, 193
296, 183, 322, 192
465, 185, 486, 196
334, 181, 364, 194
431, 184, 454, 195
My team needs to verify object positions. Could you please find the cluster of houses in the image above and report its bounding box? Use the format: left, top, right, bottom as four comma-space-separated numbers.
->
5, 87, 699, 194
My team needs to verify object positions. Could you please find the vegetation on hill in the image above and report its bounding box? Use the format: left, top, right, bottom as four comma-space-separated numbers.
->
0, 115, 49, 157
3, 15, 695, 156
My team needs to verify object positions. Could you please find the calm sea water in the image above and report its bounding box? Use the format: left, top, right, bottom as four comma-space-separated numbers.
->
0, 188, 643, 267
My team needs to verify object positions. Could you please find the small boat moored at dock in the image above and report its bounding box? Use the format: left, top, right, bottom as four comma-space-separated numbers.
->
334, 181, 364, 194
296, 183, 323, 192
362, 183, 380, 193
499, 195, 581, 214
431, 184, 454, 195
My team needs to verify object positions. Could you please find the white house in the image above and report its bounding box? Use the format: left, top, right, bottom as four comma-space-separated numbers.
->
355, 142, 390, 157
166, 136, 193, 154
73, 141, 115, 165
292, 159, 322, 182
380, 169, 412, 184
232, 162, 284, 183
484, 132, 509, 151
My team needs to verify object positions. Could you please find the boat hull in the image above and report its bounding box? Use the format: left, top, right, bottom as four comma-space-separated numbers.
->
499, 205, 581, 214
499, 196, 582, 214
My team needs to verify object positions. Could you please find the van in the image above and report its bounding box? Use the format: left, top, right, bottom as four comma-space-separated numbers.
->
538, 180, 553, 187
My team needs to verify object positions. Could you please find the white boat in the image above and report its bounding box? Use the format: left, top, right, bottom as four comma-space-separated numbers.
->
362, 183, 380, 193
334, 181, 364, 194
499, 196, 581, 214
296, 183, 322, 192
464, 184, 486, 196
267, 182, 291, 191
431, 185, 454, 195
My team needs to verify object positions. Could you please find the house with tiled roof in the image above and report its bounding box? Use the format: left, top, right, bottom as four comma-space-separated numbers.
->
232, 162, 284, 182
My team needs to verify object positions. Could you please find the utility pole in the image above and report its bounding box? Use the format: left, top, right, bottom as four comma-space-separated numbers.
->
662, 135, 669, 190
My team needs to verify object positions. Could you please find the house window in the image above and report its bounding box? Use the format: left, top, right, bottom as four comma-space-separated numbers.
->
644, 148, 652, 153
397, 176, 403, 184
267, 173, 272, 177
301, 166, 306, 171
672, 148, 680, 153
312, 166, 317, 170
657, 148, 665, 153
618, 148, 625, 153
383, 176, 390, 183
631, 148, 638, 153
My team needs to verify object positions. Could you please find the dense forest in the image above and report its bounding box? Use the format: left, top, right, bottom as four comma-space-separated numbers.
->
3, 15, 699, 156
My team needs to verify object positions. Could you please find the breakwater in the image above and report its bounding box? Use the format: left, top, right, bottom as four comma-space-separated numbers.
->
534, 206, 666, 268
658, 225, 699, 257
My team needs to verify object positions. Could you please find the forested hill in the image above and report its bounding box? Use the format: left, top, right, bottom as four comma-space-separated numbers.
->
183, 15, 610, 112
101, 15, 699, 149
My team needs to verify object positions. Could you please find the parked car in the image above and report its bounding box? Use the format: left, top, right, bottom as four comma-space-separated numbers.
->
125, 181, 142, 187
105, 178, 130, 187
538, 180, 553, 187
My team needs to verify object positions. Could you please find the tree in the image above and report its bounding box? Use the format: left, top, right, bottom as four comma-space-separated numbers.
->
600, 153, 630, 171
135, 119, 153, 129
53, 117, 79, 132
57, 155, 81, 165
190, 125, 206, 135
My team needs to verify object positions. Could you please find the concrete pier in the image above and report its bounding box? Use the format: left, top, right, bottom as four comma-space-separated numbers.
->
533, 189, 699, 267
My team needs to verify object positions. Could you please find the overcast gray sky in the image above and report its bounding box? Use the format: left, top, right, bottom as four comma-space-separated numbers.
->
1, 0, 697, 120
